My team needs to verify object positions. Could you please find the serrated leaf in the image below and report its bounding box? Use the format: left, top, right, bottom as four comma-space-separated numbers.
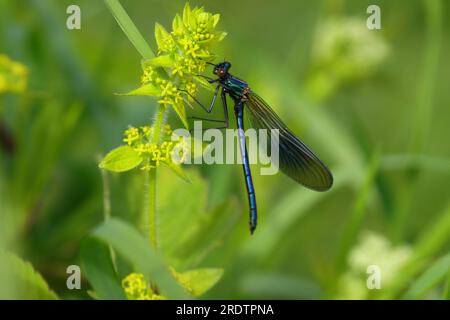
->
179, 268, 223, 297
116, 83, 161, 97
99, 146, 143, 172
0, 250, 58, 299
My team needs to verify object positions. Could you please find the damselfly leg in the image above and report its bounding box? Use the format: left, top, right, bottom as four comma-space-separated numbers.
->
186, 86, 230, 131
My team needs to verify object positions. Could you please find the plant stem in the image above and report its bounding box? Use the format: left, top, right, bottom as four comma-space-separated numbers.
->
145, 105, 166, 249
100, 164, 118, 272
334, 151, 380, 273
391, 0, 442, 242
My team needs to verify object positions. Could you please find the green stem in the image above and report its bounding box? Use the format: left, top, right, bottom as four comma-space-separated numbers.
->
391, 0, 442, 241
100, 165, 118, 272
444, 272, 450, 300
145, 105, 167, 248
334, 151, 380, 273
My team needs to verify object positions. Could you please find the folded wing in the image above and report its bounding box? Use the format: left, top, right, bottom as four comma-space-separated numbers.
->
245, 93, 333, 191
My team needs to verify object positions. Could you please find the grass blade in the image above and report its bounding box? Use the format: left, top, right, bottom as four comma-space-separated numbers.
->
104, 0, 155, 60
404, 253, 450, 299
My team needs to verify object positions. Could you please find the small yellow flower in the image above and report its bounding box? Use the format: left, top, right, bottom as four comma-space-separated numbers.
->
121, 123, 187, 174
160, 141, 174, 159
123, 127, 140, 145
140, 162, 156, 171
141, 66, 155, 84
152, 149, 163, 166
141, 125, 152, 137
122, 273, 166, 300
158, 96, 173, 107
160, 81, 177, 97
186, 82, 198, 96
122, 273, 148, 299
0, 54, 28, 94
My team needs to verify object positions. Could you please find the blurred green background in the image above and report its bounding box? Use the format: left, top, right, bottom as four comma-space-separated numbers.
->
1, 0, 450, 299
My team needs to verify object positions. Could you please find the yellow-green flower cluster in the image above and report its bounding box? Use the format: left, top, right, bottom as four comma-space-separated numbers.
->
0, 54, 28, 94
123, 124, 189, 171
307, 18, 389, 101
335, 231, 411, 299
134, 4, 226, 127
121, 269, 195, 300
122, 273, 166, 300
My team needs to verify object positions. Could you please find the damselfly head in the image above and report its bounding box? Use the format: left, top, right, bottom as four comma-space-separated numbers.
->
213, 61, 231, 78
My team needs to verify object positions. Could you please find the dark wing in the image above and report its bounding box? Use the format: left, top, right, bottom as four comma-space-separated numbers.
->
245, 93, 333, 191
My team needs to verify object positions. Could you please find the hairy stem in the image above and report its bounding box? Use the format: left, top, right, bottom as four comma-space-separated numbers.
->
145, 105, 166, 248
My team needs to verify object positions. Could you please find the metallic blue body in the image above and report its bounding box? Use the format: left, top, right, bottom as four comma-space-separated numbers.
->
234, 101, 257, 234
219, 73, 258, 233
212, 70, 258, 233
203, 61, 333, 234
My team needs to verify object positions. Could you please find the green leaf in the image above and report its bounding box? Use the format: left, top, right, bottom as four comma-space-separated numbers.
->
335, 152, 380, 272
164, 160, 191, 183
154, 23, 171, 51
172, 102, 189, 129
99, 146, 143, 172
92, 218, 188, 299
117, 83, 161, 97
172, 14, 183, 34
179, 268, 223, 297
80, 237, 125, 300
404, 253, 450, 299
145, 55, 176, 68
158, 168, 240, 269
104, 0, 155, 60
217, 31, 227, 42
182, 3, 192, 27
212, 14, 220, 27
0, 250, 58, 299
